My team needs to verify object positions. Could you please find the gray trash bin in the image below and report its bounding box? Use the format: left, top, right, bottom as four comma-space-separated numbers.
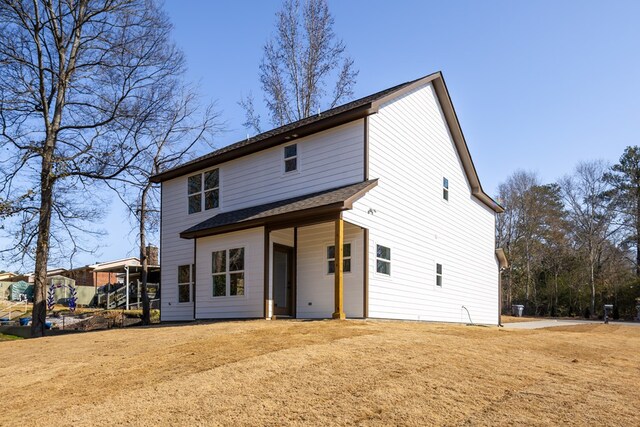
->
512, 304, 524, 317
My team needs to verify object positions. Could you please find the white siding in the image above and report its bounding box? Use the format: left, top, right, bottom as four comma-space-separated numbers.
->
296, 222, 364, 318
194, 228, 264, 319
161, 121, 364, 321
160, 184, 195, 321
343, 82, 499, 325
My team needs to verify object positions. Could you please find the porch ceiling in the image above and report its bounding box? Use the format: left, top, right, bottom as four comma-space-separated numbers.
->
180, 179, 378, 239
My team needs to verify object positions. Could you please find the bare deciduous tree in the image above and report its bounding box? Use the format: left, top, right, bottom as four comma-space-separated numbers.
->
560, 161, 616, 316
0, 0, 185, 336
109, 88, 222, 325
241, 0, 358, 132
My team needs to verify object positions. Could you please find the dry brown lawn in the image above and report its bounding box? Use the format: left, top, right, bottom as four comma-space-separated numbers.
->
0, 320, 638, 426
500, 315, 540, 323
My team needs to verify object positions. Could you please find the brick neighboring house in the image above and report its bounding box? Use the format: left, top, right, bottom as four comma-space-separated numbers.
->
65, 246, 159, 287
64, 265, 123, 287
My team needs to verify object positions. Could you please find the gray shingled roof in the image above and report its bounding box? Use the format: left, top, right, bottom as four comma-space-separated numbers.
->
180, 179, 378, 238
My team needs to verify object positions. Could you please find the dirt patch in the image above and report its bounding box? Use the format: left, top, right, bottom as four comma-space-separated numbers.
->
0, 319, 638, 426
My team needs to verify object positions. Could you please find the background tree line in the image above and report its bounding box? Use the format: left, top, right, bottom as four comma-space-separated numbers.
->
497, 147, 640, 319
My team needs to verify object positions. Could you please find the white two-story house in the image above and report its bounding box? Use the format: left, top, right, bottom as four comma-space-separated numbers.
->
151, 71, 505, 325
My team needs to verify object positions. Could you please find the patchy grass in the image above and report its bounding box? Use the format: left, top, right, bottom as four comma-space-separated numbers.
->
0, 333, 22, 341
0, 320, 638, 426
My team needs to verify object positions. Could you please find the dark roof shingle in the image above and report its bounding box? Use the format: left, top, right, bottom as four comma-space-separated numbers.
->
149, 74, 435, 183
180, 179, 378, 238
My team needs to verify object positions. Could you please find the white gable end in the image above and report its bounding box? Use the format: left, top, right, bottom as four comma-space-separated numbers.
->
343, 82, 499, 324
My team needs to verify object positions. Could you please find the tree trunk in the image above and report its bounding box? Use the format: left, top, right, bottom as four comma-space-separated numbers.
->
139, 185, 151, 325
525, 240, 531, 307
636, 194, 640, 277
31, 139, 56, 337
590, 249, 596, 317
554, 269, 559, 316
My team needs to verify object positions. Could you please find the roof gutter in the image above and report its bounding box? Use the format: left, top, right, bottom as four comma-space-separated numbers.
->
150, 104, 377, 183
179, 202, 347, 239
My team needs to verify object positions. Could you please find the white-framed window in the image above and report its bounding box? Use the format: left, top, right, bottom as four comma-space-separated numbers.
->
212, 247, 245, 297
188, 169, 220, 214
443, 177, 449, 201
284, 143, 297, 173
327, 243, 351, 274
436, 263, 443, 287
376, 244, 391, 275
178, 264, 193, 303
188, 174, 202, 214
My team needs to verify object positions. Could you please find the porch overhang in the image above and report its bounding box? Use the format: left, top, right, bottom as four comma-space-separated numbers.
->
179, 179, 378, 239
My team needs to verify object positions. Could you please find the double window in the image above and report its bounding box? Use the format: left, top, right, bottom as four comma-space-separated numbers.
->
212, 248, 245, 297
327, 243, 351, 274
188, 169, 219, 214
376, 244, 391, 275
436, 263, 443, 287
178, 264, 194, 303
284, 144, 297, 173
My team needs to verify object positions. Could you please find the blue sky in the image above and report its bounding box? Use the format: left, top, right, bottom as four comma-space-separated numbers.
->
7, 0, 640, 269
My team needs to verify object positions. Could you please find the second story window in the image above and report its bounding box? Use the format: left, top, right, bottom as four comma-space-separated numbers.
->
284, 144, 297, 173
204, 169, 220, 210
443, 177, 449, 201
188, 168, 220, 214
188, 174, 202, 214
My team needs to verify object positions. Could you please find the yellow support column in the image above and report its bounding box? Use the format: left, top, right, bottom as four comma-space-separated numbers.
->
332, 216, 346, 320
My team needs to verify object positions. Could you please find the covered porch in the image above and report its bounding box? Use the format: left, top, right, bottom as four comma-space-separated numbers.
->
180, 180, 377, 320
265, 217, 367, 319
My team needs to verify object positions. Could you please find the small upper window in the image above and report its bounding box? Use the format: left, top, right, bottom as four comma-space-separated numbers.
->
443, 177, 449, 201
436, 263, 443, 287
376, 245, 391, 275
284, 144, 297, 172
188, 169, 220, 214
327, 243, 351, 274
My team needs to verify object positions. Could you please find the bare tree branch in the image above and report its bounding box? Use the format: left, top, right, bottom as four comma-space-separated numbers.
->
241, 0, 358, 130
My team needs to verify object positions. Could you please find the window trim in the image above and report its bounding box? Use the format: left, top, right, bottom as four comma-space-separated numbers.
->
177, 264, 194, 304
283, 143, 299, 174
375, 244, 391, 276
203, 169, 220, 211
326, 242, 353, 275
187, 173, 202, 214
211, 247, 246, 298
436, 263, 443, 287
187, 168, 221, 215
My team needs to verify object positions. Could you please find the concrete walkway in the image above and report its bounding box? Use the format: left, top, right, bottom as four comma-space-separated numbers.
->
502, 319, 640, 329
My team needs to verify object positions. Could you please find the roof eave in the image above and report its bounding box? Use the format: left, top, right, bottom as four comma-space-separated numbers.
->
150, 103, 376, 183
430, 74, 503, 214
179, 202, 347, 239
179, 179, 378, 239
